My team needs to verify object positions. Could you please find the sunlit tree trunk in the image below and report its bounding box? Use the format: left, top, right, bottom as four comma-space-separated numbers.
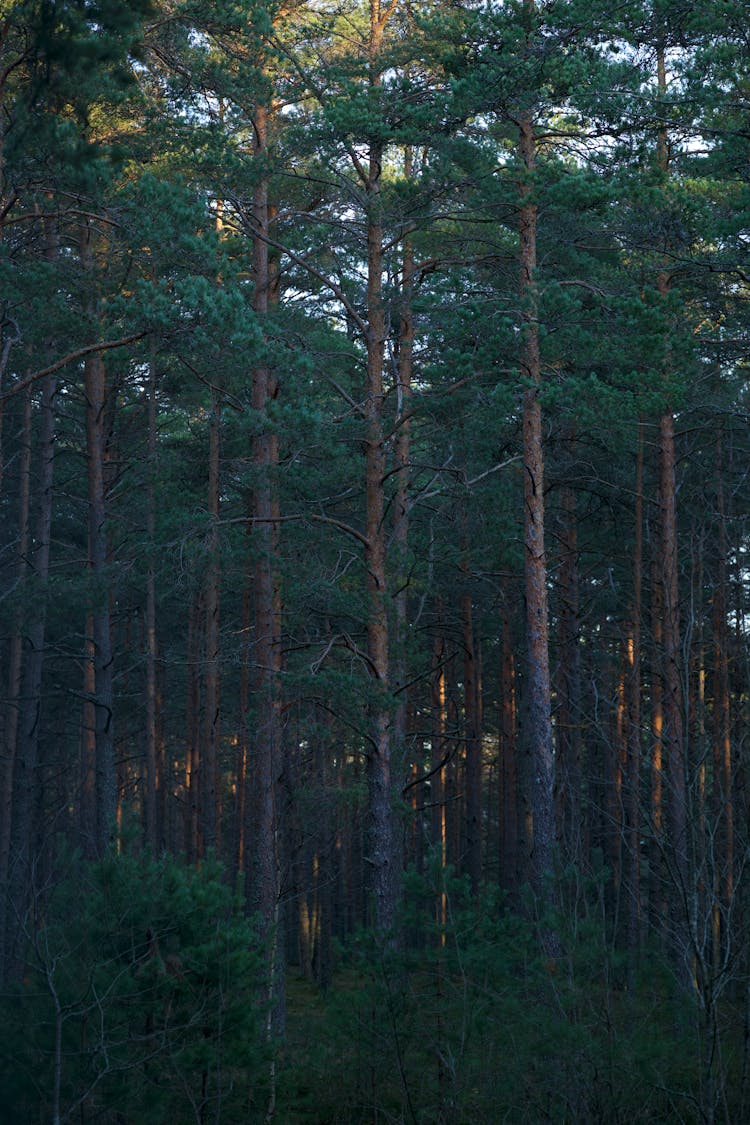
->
461, 575, 481, 894
649, 535, 665, 931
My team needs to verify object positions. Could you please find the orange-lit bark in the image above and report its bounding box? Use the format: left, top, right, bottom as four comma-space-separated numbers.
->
650, 544, 665, 928
462, 573, 481, 894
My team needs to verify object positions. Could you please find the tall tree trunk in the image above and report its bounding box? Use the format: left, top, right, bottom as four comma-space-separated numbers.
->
0, 388, 32, 977
649, 535, 665, 932
518, 9, 556, 903
2, 375, 58, 979
202, 387, 221, 854
626, 423, 644, 960
80, 223, 116, 857
431, 621, 448, 934
246, 100, 285, 1040
392, 143, 414, 887
363, 0, 397, 934
555, 469, 582, 868
84, 347, 116, 857
144, 349, 159, 851
431, 622, 447, 863
712, 430, 733, 948
461, 570, 481, 895
234, 516, 252, 886
655, 44, 689, 972
499, 604, 517, 892
185, 593, 201, 863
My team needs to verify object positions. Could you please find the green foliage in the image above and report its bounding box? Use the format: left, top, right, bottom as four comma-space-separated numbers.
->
0, 852, 269, 1124
279, 865, 736, 1124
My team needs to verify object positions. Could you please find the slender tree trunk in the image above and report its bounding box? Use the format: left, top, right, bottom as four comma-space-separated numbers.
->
461, 570, 481, 894
431, 624, 447, 863
626, 423, 644, 959
80, 223, 116, 857
517, 20, 556, 902
654, 42, 690, 976
659, 401, 689, 938
185, 593, 201, 863
392, 143, 414, 887
608, 641, 626, 912
712, 431, 733, 945
363, 0, 398, 933
649, 537, 665, 932
144, 350, 159, 851
234, 516, 252, 886
499, 605, 517, 892
1, 390, 31, 849
80, 615, 97, 858
555, 469, 582, 868
84, 347, 116, 856
431, 622, 448, 936
0, 388, 32, 978
17, 376, 57, 805
202, 388, 221, 854
245, 100, 285, 1041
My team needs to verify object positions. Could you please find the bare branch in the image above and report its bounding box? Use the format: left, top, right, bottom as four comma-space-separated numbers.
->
0, 332, 148, 402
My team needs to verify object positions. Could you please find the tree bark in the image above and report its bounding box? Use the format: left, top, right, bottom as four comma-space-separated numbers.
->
363, 0, 398, 934
555, 469, 582, 868
655, 44, 689, 971
649, 534, 665, 931
625, 423, 644, 959
461, 572, 481, 895
712, 430, 733, 945
392, 143, 414, 888
202, 387, 221, 855
79, 222, 116, 857
184, 593, 201, 863
144, 349, 159, 851
245, 98, 285, 1039
498, 605, 518, 892
518, 50, 556, 900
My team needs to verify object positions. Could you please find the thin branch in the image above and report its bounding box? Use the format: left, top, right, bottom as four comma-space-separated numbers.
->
251, 227, 368, 336
0, 332, 148, 402
220, 512, 371, 549
176, 354, 245, 413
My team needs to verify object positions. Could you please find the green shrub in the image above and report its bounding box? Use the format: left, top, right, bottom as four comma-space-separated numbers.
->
0, 851, 268, 1123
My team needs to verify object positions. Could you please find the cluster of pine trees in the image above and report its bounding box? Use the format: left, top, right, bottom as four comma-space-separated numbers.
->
2, 0, 750, 1120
